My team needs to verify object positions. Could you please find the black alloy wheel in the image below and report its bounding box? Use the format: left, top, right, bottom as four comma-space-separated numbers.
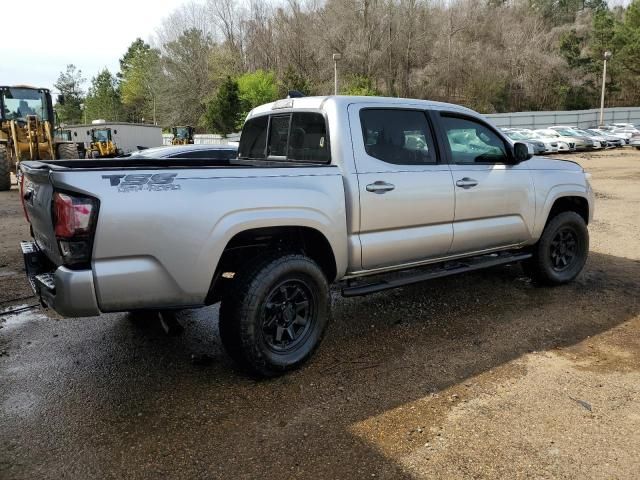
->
549, 227, 579, 271
261, 280, 315, 353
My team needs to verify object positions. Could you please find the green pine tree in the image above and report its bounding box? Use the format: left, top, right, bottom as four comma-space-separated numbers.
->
205, 77, 242, 135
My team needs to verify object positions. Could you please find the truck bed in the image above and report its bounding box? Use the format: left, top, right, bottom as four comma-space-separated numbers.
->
19, 159, 348, 314
22, 158, 329, 171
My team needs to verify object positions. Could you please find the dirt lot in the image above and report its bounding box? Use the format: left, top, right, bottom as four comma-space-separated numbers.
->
1, 149, 639, 479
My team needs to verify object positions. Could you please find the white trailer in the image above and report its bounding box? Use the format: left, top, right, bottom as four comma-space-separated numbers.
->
65, 121, 163, 155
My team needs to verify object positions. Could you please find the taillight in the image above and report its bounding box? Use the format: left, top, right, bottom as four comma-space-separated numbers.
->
53, 192, 98, 266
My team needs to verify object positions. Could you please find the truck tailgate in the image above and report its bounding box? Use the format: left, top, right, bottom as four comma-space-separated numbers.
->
21, 162, 65, 266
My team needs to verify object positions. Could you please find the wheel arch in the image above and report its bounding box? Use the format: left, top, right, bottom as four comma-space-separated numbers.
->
205, 225, 340, 305
547, 196, 589, 225
533, 187, 591, 240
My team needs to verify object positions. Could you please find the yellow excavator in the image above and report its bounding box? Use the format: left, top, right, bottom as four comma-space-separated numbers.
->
0, 85, 79, 191
86, 127, 121, 158
171, 125, 195, 145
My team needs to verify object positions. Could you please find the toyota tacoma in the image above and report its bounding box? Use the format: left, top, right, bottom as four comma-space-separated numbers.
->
19, 96, 594, 376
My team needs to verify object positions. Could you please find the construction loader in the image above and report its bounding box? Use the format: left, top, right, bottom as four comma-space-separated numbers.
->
86, 127, 121, 158
0, 85, 79, 191
171, 125, 195, 145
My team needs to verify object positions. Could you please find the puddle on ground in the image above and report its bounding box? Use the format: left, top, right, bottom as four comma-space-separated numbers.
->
0, 267, 19, 278
0, 304, 47, 331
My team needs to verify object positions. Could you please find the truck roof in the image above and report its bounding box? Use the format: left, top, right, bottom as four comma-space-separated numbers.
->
248, 95, 479, 118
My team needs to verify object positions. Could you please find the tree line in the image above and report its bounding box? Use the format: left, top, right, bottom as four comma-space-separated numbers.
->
54, 0, 640, 134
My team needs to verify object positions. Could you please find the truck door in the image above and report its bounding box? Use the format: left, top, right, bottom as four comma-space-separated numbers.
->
349, 105, 455, 270
436, 112, 535, 254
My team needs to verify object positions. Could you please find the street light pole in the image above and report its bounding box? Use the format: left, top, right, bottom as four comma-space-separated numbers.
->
333, 53, 342, 95
599, 51, 612, 127
145, 83, 156, 125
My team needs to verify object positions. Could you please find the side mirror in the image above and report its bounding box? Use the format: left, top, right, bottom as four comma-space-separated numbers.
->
74, 132, 77, 137
513, 142, 532, 163
113, 130, 117, 134
86, 131, 90, 136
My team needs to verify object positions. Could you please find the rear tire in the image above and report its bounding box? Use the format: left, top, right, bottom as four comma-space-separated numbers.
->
524, 211, 589, 285
219, 254, 330, 377
0, 145, 10, 191
56, 143, 78, 160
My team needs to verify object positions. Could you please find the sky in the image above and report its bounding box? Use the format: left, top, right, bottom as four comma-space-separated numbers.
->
1, 0, 632, 94
1, 0, 181, 92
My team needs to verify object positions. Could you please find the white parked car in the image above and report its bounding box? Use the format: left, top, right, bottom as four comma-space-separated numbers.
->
595, 125, 635, 144
573, 128, 607, 149
612, 123, 640, 133
514, 129, 560, 153
548, 127, 599, 150
584, 129, 624, 148
535, 129, 577, 152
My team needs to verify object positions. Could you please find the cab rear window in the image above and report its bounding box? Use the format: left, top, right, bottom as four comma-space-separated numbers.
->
239, 112, 330, 164
239, 115, 268, 159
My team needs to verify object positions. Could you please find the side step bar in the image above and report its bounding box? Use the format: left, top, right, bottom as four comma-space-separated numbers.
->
341, 252, 532, 297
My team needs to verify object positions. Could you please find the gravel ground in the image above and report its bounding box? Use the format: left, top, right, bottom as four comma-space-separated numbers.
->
1, 148, 639, 479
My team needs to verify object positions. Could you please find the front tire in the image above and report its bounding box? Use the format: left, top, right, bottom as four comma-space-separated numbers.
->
525, 211, 589, 285
56, 143, 79, 160
219, 254, 330, 377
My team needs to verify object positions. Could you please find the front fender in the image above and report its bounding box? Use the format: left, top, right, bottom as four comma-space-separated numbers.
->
532, 184, 592, 240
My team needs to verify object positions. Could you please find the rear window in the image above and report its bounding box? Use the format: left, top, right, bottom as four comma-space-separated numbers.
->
268, 115, 290, 157
239, 112, 330, 164
239, 115, 268, 159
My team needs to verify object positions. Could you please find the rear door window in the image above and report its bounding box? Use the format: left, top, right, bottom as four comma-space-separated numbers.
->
359, 109, 436, 165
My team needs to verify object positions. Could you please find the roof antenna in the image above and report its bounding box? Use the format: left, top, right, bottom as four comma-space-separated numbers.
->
287, 90, 305, 98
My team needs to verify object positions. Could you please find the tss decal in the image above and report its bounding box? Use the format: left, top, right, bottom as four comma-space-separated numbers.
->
102, 173, 181, 192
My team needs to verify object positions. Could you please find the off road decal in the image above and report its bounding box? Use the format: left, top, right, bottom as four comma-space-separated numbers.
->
102, 173, 181, 192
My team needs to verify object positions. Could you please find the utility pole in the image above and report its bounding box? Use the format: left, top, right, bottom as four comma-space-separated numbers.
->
333, 53, 342, 95
599, 51, 612, 127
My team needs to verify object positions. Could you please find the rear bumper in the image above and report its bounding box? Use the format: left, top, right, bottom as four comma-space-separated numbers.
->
21, 241, 101, 317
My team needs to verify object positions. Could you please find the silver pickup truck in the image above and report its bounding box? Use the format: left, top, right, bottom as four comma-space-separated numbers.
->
19, 96, 594, 376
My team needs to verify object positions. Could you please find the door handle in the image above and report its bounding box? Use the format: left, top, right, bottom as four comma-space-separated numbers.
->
456, 177, 478, 189
366, 181, 395, 194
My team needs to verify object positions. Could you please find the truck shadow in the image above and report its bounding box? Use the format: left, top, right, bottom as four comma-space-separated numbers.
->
5, 251, 640, 479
